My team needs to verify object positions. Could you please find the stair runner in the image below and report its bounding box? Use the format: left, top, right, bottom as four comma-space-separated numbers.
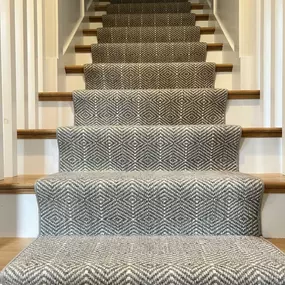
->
2, 1, 285, 285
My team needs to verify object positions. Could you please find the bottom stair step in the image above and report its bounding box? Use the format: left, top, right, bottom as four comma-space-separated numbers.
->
35, 171, 262, 236
2, 236, 285, 285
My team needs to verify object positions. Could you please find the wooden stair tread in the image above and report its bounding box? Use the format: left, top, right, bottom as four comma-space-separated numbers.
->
94, 3, 206, 11
88, 14, 211, 22
16, 128, 282, 139
1, 174, 285, 194
75, 43, 223, 53
65, 63, 233, 73
38, 90, 261, 101
83, 27, 216, 36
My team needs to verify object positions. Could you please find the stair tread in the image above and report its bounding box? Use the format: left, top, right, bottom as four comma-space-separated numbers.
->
65, 63, 233, 73
38, 90, 261, 101
1, 173, 285, 194
83, 27, 216, 35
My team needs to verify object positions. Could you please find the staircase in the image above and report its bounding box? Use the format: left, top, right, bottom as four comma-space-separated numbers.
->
1, 0, 285, 284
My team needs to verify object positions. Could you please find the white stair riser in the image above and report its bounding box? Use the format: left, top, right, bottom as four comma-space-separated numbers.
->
39, 100, 262, 128
74, 50, 223, 65
17, 138, 281, 175
0, 193, 284, 238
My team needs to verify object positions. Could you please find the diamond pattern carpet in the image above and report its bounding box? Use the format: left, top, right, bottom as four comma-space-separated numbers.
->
102, 13, 196, 27
84, 62, 216, 89
96, 26, 201, 43
57, 125, 241, 172
35, 171, 262, 236
2, 0, 285, 284
73, 89, 227, 125
3, 236, 285, 285
106, 2, 192, 13
91, 42, 207, 63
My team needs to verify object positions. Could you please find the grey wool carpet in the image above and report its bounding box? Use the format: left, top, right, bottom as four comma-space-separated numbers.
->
96, 26, 201, 43
57, 125, 241, 172
84, 62, 216, 89
106, 2, 192, 13
3, 236, 285, 285
111, 0, 188, 3
36, 171, 262, 236
2, 0, 285, 284
102, 13, 196, 27
73, 89, 227, 125
91, 42, 207, 63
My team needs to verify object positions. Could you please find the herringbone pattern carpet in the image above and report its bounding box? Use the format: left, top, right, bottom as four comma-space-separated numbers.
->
102, 13, 196, 27
2, 0, 285, 284
91, 42, 207, 63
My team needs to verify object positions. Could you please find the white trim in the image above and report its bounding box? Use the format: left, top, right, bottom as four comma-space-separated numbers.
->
0, 0, 18, 177
15, 0, 28, 128
207, 0, 212, 8
26, 0, 39, 128
0, 4, 3, 180
214, 12, 235, 51
62, 15, 84, 55
87, 0, 94, 9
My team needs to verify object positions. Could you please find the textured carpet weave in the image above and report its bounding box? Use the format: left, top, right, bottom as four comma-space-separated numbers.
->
84, 62, 215, 89
102, 13, 196, 27
73, 89, 227, 125
3, 236, 284, 285
97, 26, 200, 43
57, 125, 241, 172
3, 0, 284, 283
106, 2, 192, 13
91, 42, 207, 63
111, 0, 188, 3
36, 171, 262, 236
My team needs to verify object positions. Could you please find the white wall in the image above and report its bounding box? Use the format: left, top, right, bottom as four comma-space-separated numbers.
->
58, 0, 84, 55
214, 0, 239, 51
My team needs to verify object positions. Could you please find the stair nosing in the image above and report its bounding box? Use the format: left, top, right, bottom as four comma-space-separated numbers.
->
16, 128, 282, 139
82, 27, 216, 36
38, 90, 261, 101
75, 43, 224, 53
1, 174, 284, 194
94, 3, 207, 11
65, 63, 233, 74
